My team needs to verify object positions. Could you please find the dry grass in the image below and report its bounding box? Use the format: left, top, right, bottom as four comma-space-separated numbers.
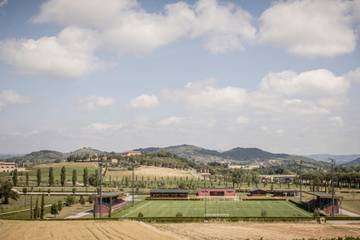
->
0, 220, 178, 240
155, 222, 360, 240
107, 166, 197, 178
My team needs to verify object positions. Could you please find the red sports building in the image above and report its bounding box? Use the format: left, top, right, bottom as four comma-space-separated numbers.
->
197, 188, 236, 198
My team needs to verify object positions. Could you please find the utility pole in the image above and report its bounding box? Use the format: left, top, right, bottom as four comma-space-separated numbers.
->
330, 158, 336, 216
98, 154, 103, 218
130, 157, 135, 205
299, 160, 303, 202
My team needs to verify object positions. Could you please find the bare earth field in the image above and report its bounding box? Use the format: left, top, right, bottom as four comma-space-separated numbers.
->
107, 166, 197, 178
155, 222, 360, 240
1, 220, 360, 240
0, 220, 177, 240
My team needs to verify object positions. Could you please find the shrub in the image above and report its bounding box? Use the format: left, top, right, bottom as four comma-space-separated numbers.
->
57, 200, 63, 211
261, 209, 267, 217
176, 212, 183, 217
51, 203, 58, 216
65, 196, 75, 206
79, 195, 85, 206
88, 195, 94, 204
138, 212, 144, 218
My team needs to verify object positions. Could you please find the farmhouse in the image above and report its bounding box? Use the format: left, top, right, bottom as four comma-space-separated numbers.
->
260, 174, 296, 183
0, 161, 21, 172
95, 192, 126, 214
197, 188, 236, 199
306, 192, 341, 215
150, 189, 189, 199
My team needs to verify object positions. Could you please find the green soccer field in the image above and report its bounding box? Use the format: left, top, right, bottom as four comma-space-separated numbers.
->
113, 200, 312, 218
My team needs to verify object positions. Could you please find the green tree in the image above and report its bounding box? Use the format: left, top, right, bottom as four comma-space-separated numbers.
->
0, 180, 19, 204
25, 172, 29, 187
79, 195, 85, 206
12, 169, 18, 186
83, 167, 88, 187
50, 203, 58, 216
36, 168, 41, 187
48, 167, 54, 186
34, 198, 39, 219
60, 166, 66, 187
72, 169, 77, 187
57, 200, 63, 211
40, 194, 45, 219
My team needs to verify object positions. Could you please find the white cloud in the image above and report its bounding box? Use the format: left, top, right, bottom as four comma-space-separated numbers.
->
0, 0, 8, 8
86, 123, 123, 131
259, 0, 357, 57
190, 0, 256, 54
169, 80, 247, 109
329, 116, 344, 127
78, 96, 114, 111
158, 116, 183, 126
345, 67, 360, 83
0, 90, 30, 110
236, 116, 249, 124
259, 69, 349, 97
33, 0, 255, 54
129, 94, 159, 109
0, 27, 100, 78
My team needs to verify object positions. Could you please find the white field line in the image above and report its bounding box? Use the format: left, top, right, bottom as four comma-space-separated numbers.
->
284, 201, 311, 216
121, 201, 152, 217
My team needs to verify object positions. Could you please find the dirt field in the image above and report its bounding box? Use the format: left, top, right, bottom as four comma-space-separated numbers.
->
107, 166, 197, 178
1, 220, 360, 240
0, 220, 178, 240
155, 222, 360, 240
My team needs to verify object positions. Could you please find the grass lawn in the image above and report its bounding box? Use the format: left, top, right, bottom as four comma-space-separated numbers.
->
113, 200, 312, 218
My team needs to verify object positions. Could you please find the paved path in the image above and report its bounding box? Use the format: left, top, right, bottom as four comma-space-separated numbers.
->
340, 208, 360, 217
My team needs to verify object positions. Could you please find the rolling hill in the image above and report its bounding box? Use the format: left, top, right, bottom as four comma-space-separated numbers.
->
135, 144, 325, 169
341, 157, 360, 167
308, 154, 360, 165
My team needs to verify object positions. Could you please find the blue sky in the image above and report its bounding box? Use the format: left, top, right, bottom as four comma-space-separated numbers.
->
0, 0, 359, 155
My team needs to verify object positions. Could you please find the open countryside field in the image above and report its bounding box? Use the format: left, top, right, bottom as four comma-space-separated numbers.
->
0, 220, 176, 240
1, 220, 359, 240
107, 166, 198, 178
114, 200, 312, 218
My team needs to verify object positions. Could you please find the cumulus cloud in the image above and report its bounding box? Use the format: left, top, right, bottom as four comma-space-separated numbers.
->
329, 116, 344, 127
158, 116, 183, 126
259, 0, 357, 57
129, 94, 159, 109
168, 80, 247, 109
33, 0, 255, 55
86, 122, 123, 131
236, 116, 249, 124
78, 96, 114, 111
0, 27, 100, 78
345, 67, 360, 83
0, 90, 30, 110
0, 0, 8, 8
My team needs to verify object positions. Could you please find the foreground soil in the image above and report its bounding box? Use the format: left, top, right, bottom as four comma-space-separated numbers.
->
0, 220, 178, 240
1, 220, 360, 240
155, 221, 360, 240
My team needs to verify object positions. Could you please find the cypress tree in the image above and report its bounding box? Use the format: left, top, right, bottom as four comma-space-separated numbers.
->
36, 168, 41, 187
72, 169, 77, 187
60, 166, 66, 187
40, 194, 45, 219
48, 167, 54, 186
83, 167, 88, 187
25, 172, 29, 187
12, 169, 18, 186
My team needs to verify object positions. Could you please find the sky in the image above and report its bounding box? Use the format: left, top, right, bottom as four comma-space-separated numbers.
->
0, 0, 359, 155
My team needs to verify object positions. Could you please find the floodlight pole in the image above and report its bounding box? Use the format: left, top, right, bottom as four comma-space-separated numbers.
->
131, 157, 135, 205
330, 158, 336, 216
299, 160, 303, 202
99, 155, 103, 218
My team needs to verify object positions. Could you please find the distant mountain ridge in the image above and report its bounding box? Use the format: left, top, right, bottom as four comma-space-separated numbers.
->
135, 144, 323, 168
4, 147, 106, 164
341, 157, 360, 167
308, 154, 360, 165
